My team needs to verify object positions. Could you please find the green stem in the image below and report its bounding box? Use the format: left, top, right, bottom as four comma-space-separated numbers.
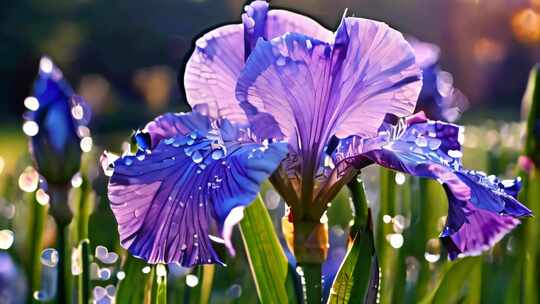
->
56, 223, 71, 304
49, 186, 72, 304
77, 240, 91, 304
28, 192, 47, 304
298, 263, 322, 304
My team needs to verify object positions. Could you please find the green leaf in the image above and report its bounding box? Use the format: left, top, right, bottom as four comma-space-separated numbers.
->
327, 179, 379, 304
418, 257, 481, 304
77, 239, 91, 304
239, 194, 298, 303
116, 255, 152, 304
152, 265, 167, 304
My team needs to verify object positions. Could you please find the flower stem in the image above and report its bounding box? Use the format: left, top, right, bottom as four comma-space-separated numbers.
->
49, 186, 73, 304
293, 221, 327, 304
297, 263, 322, 304
28, 192, 47, 303
56, 222, 71, 304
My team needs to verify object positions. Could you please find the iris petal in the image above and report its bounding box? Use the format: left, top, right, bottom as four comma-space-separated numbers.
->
333, 116, 531, 258
107, 113, 288, 265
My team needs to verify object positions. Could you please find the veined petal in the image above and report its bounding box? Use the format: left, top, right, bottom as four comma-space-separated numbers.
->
107, 115, 288, 265
236, 18, 421, 157
144, 111, 212, 148
184, 24, 247, 124
333, 117, 531, 257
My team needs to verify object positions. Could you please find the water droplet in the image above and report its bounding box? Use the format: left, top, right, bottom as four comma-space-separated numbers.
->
141, 266, 151, 274
424, 238, 441, 263
71, 105, 84, 120
227, 284, 243, 299
116, 271, 126, 280
186, 274, 199, 287
71, 173, 83, 188
211, 149, 224, 160
382, 214, 392, 224
19, 166, 39, 192
80, 137, 93, 152
264, 190, 281, 210
428, 138, 442, 150
447, 150, 463, 158
192, 151, 203, 163
24, 96, 40, 111
93, 286, 107, 300
156, 264, 167, 278
386, 233, 404, 249
394, 173, 406, 185
123, 158, 133, 166
137, 154, 145, 161
99, 268, 111, 280
414, 136, 428, 148
33, 290, 48, 301
181, 244, 187, 250
0, 230, 14, 250
106, 285, 116, 297
164, 138, 175, 145
276, 56, 287, 66
40, 248, 59, 267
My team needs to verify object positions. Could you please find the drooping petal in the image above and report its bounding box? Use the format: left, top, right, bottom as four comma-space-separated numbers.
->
441, 196, 520, 260
106, 113, 288, 265
332, 116, 531, 257
236, 17, 421, 156
144, 110, 212, 148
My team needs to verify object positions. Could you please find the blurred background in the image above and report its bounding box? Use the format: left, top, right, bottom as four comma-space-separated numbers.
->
1, 0, 540, 303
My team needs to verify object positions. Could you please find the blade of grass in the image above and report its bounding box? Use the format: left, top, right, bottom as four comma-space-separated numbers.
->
28, 191, 48, 303
327, 179, 379, 304
116, 255, 151, 304
239, 194, 298, 303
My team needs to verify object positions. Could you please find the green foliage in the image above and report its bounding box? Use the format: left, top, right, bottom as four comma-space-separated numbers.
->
239, 195, 298, 304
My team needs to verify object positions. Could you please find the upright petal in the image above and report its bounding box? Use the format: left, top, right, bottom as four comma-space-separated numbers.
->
184, 24, 247, 124
106, 113, 288, 265
236, 18, 421, 155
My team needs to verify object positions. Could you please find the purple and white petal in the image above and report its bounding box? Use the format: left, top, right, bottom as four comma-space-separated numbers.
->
332, 116, 531, 257
107, 114, 288, 266
236, 18, 421, 156
184, 24, 248, 124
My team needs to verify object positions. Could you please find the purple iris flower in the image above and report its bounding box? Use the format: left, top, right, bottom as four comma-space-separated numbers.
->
103, 0, 530, 266
24, 57, 91, 186
408, 38, 468, 122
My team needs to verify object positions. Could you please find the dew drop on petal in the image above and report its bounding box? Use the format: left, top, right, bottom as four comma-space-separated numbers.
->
39, 57, 54, 73
428, 138, 442, 150
414, 137, 428, 148
447, 150, 463, 158
40, 248, 59, 267
123, 158, 133, 166
191, 151, 203, 163
211, 149, 224, 160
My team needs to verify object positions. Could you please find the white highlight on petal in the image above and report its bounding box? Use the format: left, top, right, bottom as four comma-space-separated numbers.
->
23, 121, 39, 136
24, 96, 40, 111
222, 206, 245, 256
71, 104, 84, 120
